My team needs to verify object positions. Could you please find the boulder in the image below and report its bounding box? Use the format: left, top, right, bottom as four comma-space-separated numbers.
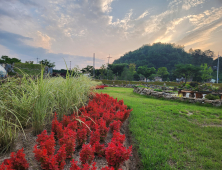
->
212, 100, 221, 107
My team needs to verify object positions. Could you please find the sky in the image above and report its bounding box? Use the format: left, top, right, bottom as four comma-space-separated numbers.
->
0, 0, 222, 69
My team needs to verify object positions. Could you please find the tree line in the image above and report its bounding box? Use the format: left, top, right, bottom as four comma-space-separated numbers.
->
81, 42, 221, 83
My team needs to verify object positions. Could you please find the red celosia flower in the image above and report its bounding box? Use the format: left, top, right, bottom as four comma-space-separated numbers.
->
52, 114, 64, 139
36, 130, 55, 156
111, 131, 125, 145
3, 148, 29, 170
82, 162, 97, 170
59, 128, 76, 158
77, 128, 87, 146
89, 126, 100, 146
93, 141, 105, 157
70, 159, 81, 170
80, 144, 95, 165
55, 144, 66, 170
33, 145, 59, 170
67, 121, 78, 131
109, 120, 122, 132
105, 142, 132, 170
62, 115, 71, 128
98, 118, 109, 141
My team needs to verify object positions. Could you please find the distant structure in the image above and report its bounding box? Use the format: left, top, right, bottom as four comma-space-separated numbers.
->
0, 65, 7, 78
154, 76, 162, 82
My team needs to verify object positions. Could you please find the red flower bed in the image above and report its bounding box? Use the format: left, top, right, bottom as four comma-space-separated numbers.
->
0, 93, 132, 170
95, 85, 109, 89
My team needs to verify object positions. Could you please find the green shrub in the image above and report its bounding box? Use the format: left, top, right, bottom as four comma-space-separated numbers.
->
205, 94, 220, 100
185, 84, 191, 89
154, 89, 162, 92
189, 82, 199, 87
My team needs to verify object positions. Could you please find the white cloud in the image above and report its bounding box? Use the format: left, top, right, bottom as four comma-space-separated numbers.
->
100, 0, 114, 13
182, 0, 205, 10
136, 10, 149, 20
168, 0, 205, 10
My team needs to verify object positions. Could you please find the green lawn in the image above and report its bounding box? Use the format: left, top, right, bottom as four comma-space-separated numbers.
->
100, 87, 222, 170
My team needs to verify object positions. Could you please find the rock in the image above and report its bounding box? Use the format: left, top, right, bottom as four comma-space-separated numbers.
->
188, 98, 195, 103
195, 98, 203, 103
161, 87, 167, 90
212, 100, 221, 107
204, 100, 213, 104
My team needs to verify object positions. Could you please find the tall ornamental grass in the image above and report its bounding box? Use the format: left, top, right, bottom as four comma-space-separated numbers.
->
0, 68, 98, 151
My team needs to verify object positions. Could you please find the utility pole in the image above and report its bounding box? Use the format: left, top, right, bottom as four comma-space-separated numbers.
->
37, 57, 39, 64
107, 55, 112, 80
93, 53, 95, 78
217, 52, 219, 84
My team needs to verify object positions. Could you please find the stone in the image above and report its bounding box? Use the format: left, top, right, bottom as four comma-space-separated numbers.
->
204, 100, 213, 104
195, 98, 203, 103
188, 98, 195, 103
212, 100, 221, 107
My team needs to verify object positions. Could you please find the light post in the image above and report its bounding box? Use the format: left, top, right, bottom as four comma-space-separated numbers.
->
107, 55, 112, 80
217, 53, 220, 84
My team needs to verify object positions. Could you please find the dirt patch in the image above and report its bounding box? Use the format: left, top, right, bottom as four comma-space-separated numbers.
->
0, 118, 141, 170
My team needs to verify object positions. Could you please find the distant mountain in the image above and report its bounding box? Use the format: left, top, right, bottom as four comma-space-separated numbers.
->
113, 42, 215, 72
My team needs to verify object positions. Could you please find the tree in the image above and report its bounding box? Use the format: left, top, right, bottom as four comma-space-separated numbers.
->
137, 66, 156, 82
157, 67, 169, 80
174, 64, 201, 84
0, 56, 21, 64
107, 69, 114, 80
99, 64, 107, 79
129, 63, 136, 73
200, 63, 213, 82
81, 65, 94, 75
120, 67, 133, 81
39, 59, 55, 67
108, 63, 128, 75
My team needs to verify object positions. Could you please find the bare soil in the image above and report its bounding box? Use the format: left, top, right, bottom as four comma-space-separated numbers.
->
0, 118, 142, 170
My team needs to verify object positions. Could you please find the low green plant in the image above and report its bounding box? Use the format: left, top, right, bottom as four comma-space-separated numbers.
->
189, 81, 199, 87
0, 117, 18, 153
154, 89, 162, 92
185, 84, 191, 89
135, 85, 145, 88
205, 94, 220, 100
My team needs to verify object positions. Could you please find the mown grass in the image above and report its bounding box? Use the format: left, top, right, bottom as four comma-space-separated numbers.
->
101, 87, 222, 170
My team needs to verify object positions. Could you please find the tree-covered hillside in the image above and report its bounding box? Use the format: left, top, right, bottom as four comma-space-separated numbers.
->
113, 43, 215, 72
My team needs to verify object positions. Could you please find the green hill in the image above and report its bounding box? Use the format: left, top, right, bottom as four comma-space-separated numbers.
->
113, 42, 215, 72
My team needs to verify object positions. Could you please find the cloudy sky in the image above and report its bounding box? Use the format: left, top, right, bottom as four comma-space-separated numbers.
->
0, 0, 222, 69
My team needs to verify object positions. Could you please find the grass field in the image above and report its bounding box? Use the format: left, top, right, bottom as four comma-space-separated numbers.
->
14, 63, 42, 76
101, 87, 222, 170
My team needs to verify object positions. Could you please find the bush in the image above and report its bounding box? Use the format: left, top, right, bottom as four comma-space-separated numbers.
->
189, 81, 199, 87
154, 89, 162, 92
205, 94, 220, 100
